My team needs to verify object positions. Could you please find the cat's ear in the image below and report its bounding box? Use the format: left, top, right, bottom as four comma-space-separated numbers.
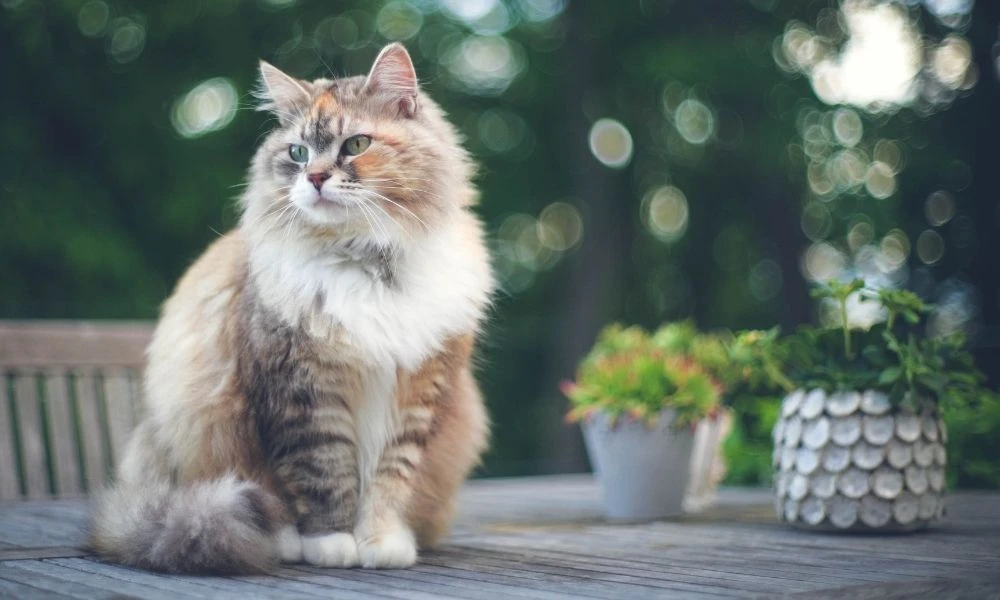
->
255, 61, 312, 123
363, 43, 418, 118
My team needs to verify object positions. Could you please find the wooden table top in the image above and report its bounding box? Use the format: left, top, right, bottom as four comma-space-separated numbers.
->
1, 475, 998, 599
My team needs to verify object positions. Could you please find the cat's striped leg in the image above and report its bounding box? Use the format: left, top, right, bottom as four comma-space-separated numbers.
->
354, 335, 474, 569
257, 386, 362, 568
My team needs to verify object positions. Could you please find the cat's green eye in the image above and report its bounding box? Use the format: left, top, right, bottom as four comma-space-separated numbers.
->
341, 135, 371, 156
288, 144, 309, 163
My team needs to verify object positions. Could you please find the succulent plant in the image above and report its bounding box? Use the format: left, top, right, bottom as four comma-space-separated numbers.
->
562, 323, 723, 429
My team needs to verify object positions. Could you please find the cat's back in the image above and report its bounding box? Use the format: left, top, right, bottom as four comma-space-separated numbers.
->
145, 231, 249, 406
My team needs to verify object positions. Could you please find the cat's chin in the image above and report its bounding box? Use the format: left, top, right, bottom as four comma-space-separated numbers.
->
297, 197, 353, 226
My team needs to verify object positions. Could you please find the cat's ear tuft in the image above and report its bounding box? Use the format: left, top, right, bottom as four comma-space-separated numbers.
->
255, 61, 312, 123
364, 43, 419, 118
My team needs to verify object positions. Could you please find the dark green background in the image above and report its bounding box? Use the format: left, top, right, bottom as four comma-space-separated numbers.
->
2, 0, 997, 484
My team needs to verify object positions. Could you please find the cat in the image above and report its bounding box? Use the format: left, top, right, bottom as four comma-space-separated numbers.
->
90, 43, 494, 574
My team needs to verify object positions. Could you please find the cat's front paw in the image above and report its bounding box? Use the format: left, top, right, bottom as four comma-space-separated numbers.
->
357, 528, 417, 569
276, 525, 303, 563
301, 532, 359, 568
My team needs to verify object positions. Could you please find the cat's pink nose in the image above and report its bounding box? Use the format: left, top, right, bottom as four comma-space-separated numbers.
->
307, 171, 331, 191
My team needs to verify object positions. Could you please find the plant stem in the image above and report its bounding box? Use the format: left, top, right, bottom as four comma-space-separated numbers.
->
841, 296, 853, 360
887, 310, 896, 332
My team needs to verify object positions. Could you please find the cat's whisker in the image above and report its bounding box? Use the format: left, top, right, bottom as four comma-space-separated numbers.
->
351, 192, 412, 241
243, 196, 296, 233
356, 189, 430, 232
354, 196, 396, 245
352, 197, 386, 246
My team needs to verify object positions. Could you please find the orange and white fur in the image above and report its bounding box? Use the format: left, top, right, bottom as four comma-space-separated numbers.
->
91, 43, 493, 574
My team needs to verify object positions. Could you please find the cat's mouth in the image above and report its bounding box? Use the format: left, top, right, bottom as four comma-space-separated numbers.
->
313, 194, 350, 211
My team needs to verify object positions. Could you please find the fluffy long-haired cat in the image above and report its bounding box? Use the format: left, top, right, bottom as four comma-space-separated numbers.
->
90, 43, 494, 574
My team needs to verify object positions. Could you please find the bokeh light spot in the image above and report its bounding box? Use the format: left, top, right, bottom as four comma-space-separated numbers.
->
642, 186, 689, 243
802, 242, 846, 282
924, 191, 955, 226
932, 35, 972, 90
832, 108, 862, 147
477, 108, 531, 156
78, 1, 109, 37
171, 78, 238, 139
790, 1, 922, 110
588, 118, 633, 169
538, 202, 583, 251
847, 218, 874, 252
444, 35, 524, 95
877, 229, 910, 272
873, 139, 903, 172
865, 161, 897, 199
517, 0, 566, 22
440, 0, 497, 23
376, 1, 423, 41
674, 99, 714, 145
107, 18, 146, 64
916, 229, 945, 265
800, 202, 832, 241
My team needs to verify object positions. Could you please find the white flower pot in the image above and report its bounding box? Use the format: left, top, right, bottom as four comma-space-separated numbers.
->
684, 411, 732, 513
772, 388, 947, 532
582, 410, 696, 520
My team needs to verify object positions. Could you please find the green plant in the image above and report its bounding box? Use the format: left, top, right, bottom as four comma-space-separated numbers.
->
562, 324, 722, 428
784, 280, 993, 411
721, 328, 794, 398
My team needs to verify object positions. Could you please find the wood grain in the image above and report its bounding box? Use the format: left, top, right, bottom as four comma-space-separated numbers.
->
11, 376, 47, 499
42, 373, 82, 498
0, 321, 152, 370
0, 379, 20, 501
72, 374, 107, 494
0, 477, 998, 599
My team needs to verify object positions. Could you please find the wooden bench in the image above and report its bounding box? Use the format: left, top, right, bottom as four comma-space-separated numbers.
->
0, 321, 153, 500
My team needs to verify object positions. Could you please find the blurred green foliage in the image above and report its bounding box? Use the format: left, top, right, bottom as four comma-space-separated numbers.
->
1, 0, 997, 481
563, 323, 723, 427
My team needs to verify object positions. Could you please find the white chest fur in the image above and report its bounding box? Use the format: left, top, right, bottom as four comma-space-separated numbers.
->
247, 210, 492, 372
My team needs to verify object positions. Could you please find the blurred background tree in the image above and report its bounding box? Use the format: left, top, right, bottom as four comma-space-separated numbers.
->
2, 0, 997, 483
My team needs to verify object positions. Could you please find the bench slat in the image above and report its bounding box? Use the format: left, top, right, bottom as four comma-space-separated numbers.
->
13, 375, 49, 498
0, 321, 151, 370
103, 371, 135, 468
43, 373, 83, 497
74, 374, 108, 493
0, 378, 21, 500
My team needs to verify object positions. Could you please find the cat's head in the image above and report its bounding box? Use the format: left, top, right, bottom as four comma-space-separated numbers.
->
241, 44, 473, 249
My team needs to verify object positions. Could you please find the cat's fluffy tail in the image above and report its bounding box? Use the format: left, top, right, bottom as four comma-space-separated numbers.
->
90, 475, 283, 574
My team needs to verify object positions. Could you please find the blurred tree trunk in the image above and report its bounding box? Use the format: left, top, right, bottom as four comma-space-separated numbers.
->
751, 180, 810, 329
968, 0, 1000, 386
537, 1, 633, 473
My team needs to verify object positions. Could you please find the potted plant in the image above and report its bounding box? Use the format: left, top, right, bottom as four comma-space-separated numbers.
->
772, 279, 994, 531
562, 324, 722, 520
652, 322, 734, 512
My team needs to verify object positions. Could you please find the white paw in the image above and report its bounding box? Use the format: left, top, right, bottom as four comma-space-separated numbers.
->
276, 526, 302, 563
357, 528, 417, 569
301, 532, 359, 568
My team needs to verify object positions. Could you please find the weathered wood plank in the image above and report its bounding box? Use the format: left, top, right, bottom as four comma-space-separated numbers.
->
0, 478, 998, 599
72, 375, 107, 493
42, 374, 81, 498
0, 573, 77, 600
45, 559, 247, 600
0, 547, 88, 561
12, 376, 48, 499
0, 379, 20, 501
0, 322, 152, 370
781, 578, 1000, 599
0, 562, 120, 600
101, 371, 134, 467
